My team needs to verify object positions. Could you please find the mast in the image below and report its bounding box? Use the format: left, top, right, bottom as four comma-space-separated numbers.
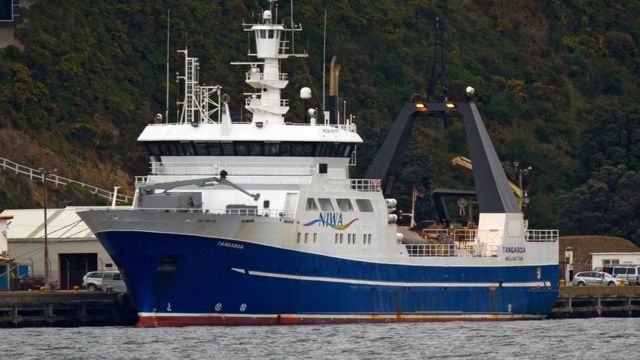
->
232, 0, 307, 125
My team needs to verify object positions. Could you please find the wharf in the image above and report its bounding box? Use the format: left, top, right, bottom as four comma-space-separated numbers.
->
549, 286, 640, 318
0, 291, 137, 327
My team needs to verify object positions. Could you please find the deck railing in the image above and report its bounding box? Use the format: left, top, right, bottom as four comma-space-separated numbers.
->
405, 243, 499, 257
525, 229, 559, 242
131, 207, 296, 221
148, 161, 315, 176
421, 228, 478, 243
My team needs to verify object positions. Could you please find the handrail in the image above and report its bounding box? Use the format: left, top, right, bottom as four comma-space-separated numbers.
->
0, 157, 133, 204
405, 243, 499, 257
525, 229, 559, 242
131, 207, 296, 220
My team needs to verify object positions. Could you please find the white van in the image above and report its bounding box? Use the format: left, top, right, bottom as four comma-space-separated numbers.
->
611, 266, 639, 286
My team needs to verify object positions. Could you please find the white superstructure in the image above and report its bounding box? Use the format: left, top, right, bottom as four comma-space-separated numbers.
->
135, 3, 363, 229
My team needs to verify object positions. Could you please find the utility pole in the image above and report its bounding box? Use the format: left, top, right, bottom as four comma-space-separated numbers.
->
42, 170, 49, 289
40, 168, 54, 290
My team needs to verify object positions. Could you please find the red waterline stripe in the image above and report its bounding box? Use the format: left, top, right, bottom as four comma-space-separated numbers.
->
136, 314, 542, 327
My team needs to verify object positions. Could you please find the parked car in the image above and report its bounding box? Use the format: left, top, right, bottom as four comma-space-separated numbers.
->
100, 271, 127, 293
82, 271, 104, 291
18, 275, 45, 290
571, 271, 621, 286
611, 266, 639, 286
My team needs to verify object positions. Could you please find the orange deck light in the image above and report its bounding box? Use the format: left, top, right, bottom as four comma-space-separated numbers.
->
415, 102, 427, 111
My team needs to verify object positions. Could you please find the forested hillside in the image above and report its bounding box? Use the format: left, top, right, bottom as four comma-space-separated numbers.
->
0, 0, 639, 244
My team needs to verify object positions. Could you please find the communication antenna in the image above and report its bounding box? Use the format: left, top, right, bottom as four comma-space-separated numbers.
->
322, 9, 327, 111
426, 17, 455, 101
290, 0, 295, 53
165, 10, 170, 123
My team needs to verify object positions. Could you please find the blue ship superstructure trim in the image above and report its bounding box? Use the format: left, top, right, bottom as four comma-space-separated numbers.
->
97, 230, 559, 324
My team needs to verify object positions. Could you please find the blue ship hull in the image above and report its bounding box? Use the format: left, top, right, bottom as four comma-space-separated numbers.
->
97, 230, 559, 326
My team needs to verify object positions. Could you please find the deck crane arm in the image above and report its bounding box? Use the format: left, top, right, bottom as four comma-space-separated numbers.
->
450, 155, 525, 208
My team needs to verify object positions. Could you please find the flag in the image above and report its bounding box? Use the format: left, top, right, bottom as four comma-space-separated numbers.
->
413, 187, 424, 200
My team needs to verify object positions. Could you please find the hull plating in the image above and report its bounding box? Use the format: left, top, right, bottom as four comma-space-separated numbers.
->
97, 230, 559, 327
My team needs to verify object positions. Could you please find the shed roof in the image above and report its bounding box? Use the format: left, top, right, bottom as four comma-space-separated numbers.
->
0, 207, 114, 241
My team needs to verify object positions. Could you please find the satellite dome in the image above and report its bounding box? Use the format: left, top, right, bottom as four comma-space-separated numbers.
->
300, 87, 312, 99
263, 10, 272, 20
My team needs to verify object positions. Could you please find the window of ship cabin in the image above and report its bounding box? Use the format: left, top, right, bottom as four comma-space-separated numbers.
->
318, 198, 334, 211
147, 143, 161, 156
291, 143, 314, 156
194, 142, 209, 155
356, 199, 374, 212
337, 199, 354, 212
181, 142, 194, 155
305, 198, 318, 211
221, 143, 234, 155
339, 144, 353, 157
268, 30, 274, 38
264, 143, 280, 156
280, 143, 291, 156
209, 143, 223, 155
235, 143, 248, 156
147, 141, 355, 157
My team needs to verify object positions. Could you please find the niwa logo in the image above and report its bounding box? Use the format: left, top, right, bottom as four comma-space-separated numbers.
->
303, 212, 358, 230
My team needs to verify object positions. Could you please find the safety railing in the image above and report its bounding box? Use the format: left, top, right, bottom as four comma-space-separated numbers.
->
421, 228, 478, 243
245, 98, 289, 107
132, 207, 296, 220
246, 72, 288, 81
525, 229, 559, 242
405, 243, 499, 257
0, 157, 132, 204
148, 161, 315, 177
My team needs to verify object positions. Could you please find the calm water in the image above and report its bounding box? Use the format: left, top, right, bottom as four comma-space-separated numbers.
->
1, 318, 638, 359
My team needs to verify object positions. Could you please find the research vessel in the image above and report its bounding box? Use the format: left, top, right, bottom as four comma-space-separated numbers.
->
79, 2, 559, 327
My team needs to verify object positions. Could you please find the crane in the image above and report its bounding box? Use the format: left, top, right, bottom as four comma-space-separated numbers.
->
450, 155, 527, 209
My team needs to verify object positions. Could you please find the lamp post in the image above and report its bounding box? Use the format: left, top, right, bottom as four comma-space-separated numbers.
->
513, 162, 532, 208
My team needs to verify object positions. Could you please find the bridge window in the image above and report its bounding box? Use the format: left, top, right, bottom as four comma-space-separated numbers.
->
318, 198, 334, 211
221, 143, 234, 155
337, 199, 354, 212
291, 143, 314, 156
356, 199, 374, 212
194, 142, 208, 155
144, 141, 355, 157
181, 142, 194, 155
264, 143, 279, 156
